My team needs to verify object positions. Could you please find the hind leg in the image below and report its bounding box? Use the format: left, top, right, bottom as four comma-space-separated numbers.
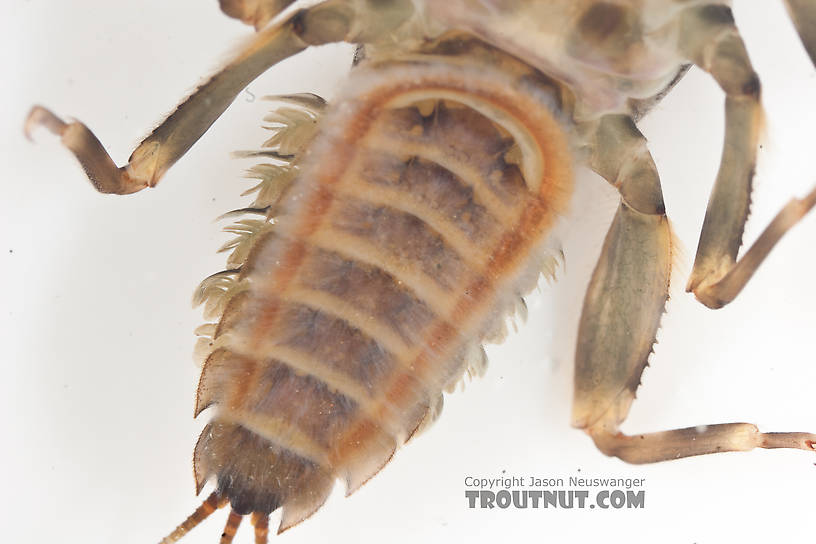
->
574, 114, 816, 463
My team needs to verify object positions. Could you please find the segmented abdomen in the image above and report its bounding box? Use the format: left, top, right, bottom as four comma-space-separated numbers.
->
193, 45, 574, 531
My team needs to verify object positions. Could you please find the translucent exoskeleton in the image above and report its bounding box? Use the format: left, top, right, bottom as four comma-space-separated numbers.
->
6, 3, 807, 544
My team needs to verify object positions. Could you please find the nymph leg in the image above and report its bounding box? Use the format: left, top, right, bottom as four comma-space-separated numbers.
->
679, 5, 816, 308
24, 0, 414, 195
573, 114, 816, 463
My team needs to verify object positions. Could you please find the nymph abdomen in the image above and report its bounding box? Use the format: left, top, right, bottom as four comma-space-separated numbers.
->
193, 43, 574, 533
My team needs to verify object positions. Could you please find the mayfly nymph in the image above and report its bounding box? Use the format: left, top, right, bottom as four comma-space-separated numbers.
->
24, 1, 816, 541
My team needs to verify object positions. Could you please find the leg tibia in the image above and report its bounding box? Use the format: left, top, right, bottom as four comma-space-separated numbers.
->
685, 95, 761, 302
690, 184, 816, 308
24, 106, 149, 195
588, 423, 816, 464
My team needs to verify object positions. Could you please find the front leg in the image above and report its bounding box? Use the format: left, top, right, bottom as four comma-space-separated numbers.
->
574, 115, 816, 463
24, 0, 414, 195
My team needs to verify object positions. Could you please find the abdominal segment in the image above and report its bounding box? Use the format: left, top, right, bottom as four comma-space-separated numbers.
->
194, 50, 573, 531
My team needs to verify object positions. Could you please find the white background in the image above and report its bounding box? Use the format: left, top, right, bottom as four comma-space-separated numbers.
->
2, 2, 815, 543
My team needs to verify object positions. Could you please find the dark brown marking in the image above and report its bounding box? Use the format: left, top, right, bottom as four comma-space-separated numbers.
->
359, 152, 501, 243
274, 302, 405, 393
568, 3, 646, 75
199, 348, 362, 448
330, 196, 470, 291
299, 247, 437, 346
577, 3, 625, 42
195, 420, 334, 516
253, 359, 359, 447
